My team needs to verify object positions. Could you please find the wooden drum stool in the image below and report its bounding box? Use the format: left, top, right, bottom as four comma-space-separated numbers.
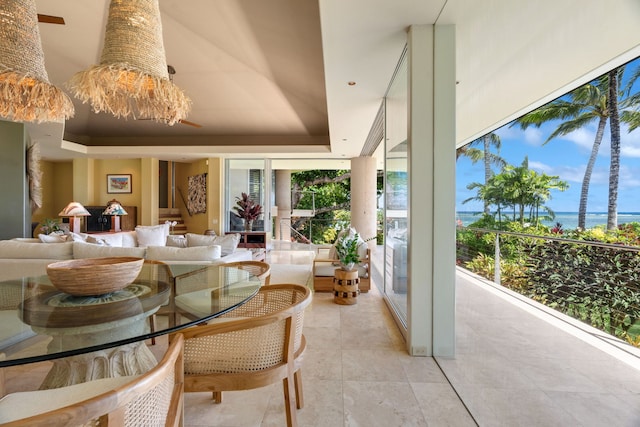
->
333, 269, 359, 305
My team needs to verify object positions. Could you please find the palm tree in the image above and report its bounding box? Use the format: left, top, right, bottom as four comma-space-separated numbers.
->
464, 157, 568, 226
607, 69, 622, 230
511, 76, 610, 230
457, 132, 506, 214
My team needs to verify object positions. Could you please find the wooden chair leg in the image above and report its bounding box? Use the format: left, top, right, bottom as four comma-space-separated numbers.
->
149, 314, 156, 345
282, 375, 298, 427
294, 369, 303, 409
213, 391, 222, 403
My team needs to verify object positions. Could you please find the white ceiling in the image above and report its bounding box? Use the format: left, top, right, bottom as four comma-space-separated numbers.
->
26, 0, 640, 167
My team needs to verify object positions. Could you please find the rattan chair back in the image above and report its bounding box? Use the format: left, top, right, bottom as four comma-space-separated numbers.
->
223, 260, 271, 285
0, 334, 184, 426
174, 283, 311, 427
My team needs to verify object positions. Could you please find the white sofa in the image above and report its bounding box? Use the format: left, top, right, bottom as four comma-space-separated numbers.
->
0, 230, 252, 282
0, 230, 252, 350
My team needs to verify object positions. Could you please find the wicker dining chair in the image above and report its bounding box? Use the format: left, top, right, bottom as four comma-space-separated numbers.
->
140, 260, 175, 345
172, 283, 311, 427
0, 334, 185, 426
222, 260, 271, 285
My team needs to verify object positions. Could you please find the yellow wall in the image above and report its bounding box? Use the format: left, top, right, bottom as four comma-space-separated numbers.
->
32, 160, 73, 235
92, 159, 143, 225
175, 159, 221, 234
33, 157, 226, 234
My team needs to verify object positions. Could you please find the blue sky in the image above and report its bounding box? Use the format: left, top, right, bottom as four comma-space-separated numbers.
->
456, 60, 640, 213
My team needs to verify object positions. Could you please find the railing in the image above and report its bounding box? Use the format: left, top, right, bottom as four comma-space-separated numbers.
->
277, 218, 351, 244
457, 227, 640, 346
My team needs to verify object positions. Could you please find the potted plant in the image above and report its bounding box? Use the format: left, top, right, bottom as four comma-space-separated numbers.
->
40, 218, 62, 235
334, 232, 373, 271
232, 192, 263, 231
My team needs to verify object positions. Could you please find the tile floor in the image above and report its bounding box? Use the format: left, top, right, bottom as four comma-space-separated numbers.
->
5, 247, 640, 426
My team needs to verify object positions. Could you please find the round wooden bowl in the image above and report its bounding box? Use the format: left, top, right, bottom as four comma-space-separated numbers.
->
46, 257, 144, 296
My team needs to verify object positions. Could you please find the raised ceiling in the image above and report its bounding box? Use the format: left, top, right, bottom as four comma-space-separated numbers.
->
26, 0, 640, 164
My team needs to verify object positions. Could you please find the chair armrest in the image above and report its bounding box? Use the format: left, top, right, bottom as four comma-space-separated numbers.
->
313, 257, 338, 264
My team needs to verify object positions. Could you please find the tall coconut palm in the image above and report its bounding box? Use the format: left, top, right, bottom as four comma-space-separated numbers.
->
511, 77, 610, 230
457, 132, 506, 214
607, 69, 622, 230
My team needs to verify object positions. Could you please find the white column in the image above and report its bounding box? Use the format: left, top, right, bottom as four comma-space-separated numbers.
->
275, 170, 291, 241
350, 156, 377, 252
407, 24, 456, 357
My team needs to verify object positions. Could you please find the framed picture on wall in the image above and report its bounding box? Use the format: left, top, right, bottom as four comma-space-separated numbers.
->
107, 174, 132, 194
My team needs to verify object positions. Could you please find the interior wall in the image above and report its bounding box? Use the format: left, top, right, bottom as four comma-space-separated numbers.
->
175, 159, 210, 234
92, 159, 142, 225
0, 121, 29, 239
207, 158, 224, 234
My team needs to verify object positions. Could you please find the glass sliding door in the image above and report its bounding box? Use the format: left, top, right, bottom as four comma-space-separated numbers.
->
384, 48, 409, 326
226, 159, 271, 233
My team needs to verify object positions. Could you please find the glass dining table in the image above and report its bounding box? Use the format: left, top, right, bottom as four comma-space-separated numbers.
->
0, 263, 261, 389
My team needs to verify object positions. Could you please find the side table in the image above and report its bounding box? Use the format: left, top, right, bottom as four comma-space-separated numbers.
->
333, 269, 359, 305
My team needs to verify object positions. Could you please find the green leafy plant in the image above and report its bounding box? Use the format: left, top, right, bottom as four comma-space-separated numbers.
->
334, 233, 374, 267
40, 218, 61, 235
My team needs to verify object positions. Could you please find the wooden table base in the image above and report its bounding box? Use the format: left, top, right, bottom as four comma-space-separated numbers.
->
39, 342, 157, 390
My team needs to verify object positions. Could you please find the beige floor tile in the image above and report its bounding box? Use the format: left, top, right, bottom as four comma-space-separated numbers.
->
343, 380, 427, 426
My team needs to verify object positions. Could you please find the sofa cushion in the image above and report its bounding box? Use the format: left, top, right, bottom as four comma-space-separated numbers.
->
135, 224, 169, 247
0, 241, 73, 260
185, 233, 217, 247
146, 245, 222, 261
73, 242, 146, 259
12, 238, 42, 243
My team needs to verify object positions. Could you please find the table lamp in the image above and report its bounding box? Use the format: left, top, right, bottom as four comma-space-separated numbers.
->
58, 202, 91, 233
103, 199, 128, 232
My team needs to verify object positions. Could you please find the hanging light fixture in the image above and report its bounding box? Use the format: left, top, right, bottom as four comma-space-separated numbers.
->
68, 0, 190, 125
0, 0, 74, 122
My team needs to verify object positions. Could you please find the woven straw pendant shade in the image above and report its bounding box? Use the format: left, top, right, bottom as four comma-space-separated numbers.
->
0, 0, 74, 123
68, 0, 190, 125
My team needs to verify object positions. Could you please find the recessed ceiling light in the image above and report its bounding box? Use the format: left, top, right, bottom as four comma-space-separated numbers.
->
342, 138, 347, 141
347, 81, 356, 86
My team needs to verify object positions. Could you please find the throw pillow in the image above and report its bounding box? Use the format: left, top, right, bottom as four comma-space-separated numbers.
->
68, 232, 89, 242
88, 233, 124, 247
38, 233, 68, 243
166, 235, 187, 248
135, 224, 169, 247
213, 233, 240, 256
186, 233, 217, 247
146, 245, 222, 261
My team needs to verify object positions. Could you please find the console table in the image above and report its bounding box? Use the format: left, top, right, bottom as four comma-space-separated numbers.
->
228, 231, 267, 249
227, 231, 267, 261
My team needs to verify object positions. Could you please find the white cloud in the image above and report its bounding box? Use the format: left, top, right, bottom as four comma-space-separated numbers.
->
527, 160, 613, 186
620, 123, 640, 158
559, 126, 600, 152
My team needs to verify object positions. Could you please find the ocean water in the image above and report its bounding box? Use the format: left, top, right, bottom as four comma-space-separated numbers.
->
456, 212, 640, 230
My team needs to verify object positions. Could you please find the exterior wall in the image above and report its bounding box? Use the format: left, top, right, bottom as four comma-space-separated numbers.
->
406, 24, 456, 357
